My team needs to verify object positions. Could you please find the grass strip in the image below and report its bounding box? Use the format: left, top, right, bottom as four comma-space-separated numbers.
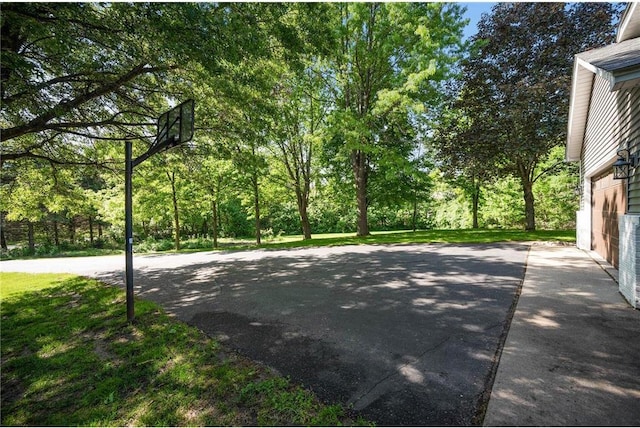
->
1, 229, 576, 260
252, 228, 576, 250
0, 273, 368, 426
0, 272, 76, 299
143, 228, 576, 253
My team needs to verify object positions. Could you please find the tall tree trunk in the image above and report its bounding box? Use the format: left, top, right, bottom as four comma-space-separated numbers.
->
521, 176, 536, 231
27, 221, 35, 254
167, 171, 180, 250
89, 215, 94, 245
295, 189, 312, 240
53, 219, 59, 246
212, 199, 219, 249
0, 212, 7, 251
412, 192, 418, 232
68, 217, 75, 244
353, 148, 369, 237
298, 160, 313, 240
472, 181, 480, 229
300, 212, 312, 240
277, 129, 314, 241
252, 172, 261, 245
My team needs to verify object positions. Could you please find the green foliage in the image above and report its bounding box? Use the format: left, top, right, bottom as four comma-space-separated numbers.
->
430, 182, 473, 229
136, 237, 175, 253
219, 197, 254, 238
1, 3, 589, 255
481, 178, 526, 229
1, 242, 119, 261
438, 2, 619, 230
533, 152, 580, 229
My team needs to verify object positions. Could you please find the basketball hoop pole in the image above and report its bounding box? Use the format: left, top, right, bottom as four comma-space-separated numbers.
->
125, 139, 135, 323
123, 135, 177, 324
122, 99, 194, 324
125, 135, 178, 323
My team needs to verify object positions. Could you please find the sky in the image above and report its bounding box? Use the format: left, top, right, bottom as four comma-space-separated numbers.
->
460, 2, 496, 40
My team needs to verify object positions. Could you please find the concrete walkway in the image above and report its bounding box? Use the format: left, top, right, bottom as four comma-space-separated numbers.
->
484, 245, 640, 426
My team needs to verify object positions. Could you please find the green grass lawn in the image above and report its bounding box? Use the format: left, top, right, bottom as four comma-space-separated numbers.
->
167, 228, 575, 253
0, 272, 77, 299
2, 229, 576, 260
0, 272, 368, 426
252, 228, 576, 250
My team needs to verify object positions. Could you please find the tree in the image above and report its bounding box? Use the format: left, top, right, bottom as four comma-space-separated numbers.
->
329, 2, 465, 236
1, 157, 90, 252
532, 146, 580, 229
459, 2, 620, 230
366, 108, 432, 229
269, 64, 330, 240
188, 147, 235, 248
433, 103, 497, 228
2, 3, 166, 164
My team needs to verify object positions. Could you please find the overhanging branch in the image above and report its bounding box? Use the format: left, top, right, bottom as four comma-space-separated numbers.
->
1, 64, 172, 143
533, 160, 564, 183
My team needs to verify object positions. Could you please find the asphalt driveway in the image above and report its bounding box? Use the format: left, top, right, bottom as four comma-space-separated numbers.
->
3, 243, 528, 425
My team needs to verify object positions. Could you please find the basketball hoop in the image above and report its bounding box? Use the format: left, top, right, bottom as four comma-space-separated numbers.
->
133, 99, 195, 167
157, 98, 195, 149
125, 99, 195, 322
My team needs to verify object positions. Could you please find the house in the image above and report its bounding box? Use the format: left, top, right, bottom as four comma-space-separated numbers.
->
566, 2, 640, 308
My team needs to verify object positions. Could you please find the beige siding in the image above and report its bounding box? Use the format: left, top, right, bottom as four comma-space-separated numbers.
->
582, 77, 622, 177
579, 164, 586, 210
627, 86, 640, 214
582, 76, 640, 214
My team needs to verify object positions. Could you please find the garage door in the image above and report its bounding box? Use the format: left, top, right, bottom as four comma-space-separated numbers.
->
591, 170, 626, 268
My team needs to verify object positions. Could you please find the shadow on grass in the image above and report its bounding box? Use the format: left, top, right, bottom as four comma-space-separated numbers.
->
0, 277, 365, 426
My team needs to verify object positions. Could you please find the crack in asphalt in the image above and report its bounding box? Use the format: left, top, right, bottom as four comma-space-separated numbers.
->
351, 335, 453, 410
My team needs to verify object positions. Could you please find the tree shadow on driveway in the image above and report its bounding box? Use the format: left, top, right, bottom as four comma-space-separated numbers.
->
97, 243, 529, 426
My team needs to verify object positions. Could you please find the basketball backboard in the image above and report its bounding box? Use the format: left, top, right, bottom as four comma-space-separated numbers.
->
132, 99, 195, 167
157, 99, 194, 147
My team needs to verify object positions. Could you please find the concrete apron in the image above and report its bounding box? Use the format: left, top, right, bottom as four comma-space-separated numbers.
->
484, 245, 640, 426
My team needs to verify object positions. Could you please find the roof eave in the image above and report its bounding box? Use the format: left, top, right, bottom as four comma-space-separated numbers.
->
610, 67, 640, 91
618, 2, 640, 43
566, 58, 595, 162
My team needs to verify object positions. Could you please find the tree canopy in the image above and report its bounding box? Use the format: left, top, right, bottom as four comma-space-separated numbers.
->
1, 3, 329, 160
